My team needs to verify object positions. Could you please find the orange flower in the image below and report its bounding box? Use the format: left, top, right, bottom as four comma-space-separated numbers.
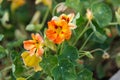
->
46, 13, 76, 44
46, 19, 71, 44
23, 33, 44, 56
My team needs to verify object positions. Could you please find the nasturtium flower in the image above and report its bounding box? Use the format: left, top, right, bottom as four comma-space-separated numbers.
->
23, 33, 44, 56
53, 13, 77, 29
46, 13, 76, 44
11, 0, 25, 11
21, 51, 42, 72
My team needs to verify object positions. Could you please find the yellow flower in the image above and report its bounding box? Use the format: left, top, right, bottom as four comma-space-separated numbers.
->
11, 0, 25, 11
35, 0, 52, 9
21, 51, 42, 72
0, 0, 3, 4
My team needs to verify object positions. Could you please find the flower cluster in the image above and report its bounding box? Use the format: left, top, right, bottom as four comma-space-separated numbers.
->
21, 33, 44, 72
21, 13, 76, 72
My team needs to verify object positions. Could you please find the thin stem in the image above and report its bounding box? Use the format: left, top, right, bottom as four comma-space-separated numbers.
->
79, 32, 94, 52
0, 66, 12, 72
40, 8, 49, 30
90, 48, 105, 53
26, 73, 34, 79
73, 21, 90, 46
59, 42, 64, 54
109, 22, 119, 25
79, 54, 86, 59
52, 2, 64, 16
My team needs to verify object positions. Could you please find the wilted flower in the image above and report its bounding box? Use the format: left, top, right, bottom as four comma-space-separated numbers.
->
11, 0, 26, 11
86, 9, 93, 21
46, 13, 76, 44
104, 28, 112, 38
21, 51, 42, 72
102, 52, 110, 59
23, 33, 44, 56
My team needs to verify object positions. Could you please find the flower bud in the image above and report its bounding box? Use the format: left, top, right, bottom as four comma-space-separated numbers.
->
86, 9, 93, 21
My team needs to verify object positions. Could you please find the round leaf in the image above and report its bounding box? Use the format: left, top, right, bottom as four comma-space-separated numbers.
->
92, 3, 112, 27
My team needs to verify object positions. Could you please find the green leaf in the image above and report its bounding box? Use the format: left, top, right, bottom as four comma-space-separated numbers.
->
65, 0, 82, 12
96, 63, 105, 79
116, 8, 120, 25
92, 3, 112, 27
90, 22, 107, 43
26, 24, 35, 31
109, 0, 120, 7
77, 68, 93, 80
41, 55, 58, 75
26, 24, 42, 31
117, 25, 120, 36
0, 34, 4, 41
45, 76, 53, 80
94, 31, 107, 42
52, 59, 77, 80
11, 51, 26, 78
59, 42, 78, 64
0, 45, 6, 59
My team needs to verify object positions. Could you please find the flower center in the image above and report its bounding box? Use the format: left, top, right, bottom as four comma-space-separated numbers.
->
54, 25, 63, 34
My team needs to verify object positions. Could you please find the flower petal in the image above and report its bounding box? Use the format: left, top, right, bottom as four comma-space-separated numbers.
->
29, 47, 36, 56
46, 29, 57, 41
54, 34, 65, 44
21, 51, 42, 72
23, 40, 35, 50
52, 16, 59, 21
34, 64, 42, 72
68, 23, 77, 29
35, 33, 44, 42
68, 13, 75, 22
48, 20, 57, 30
36, 48, 44, 56
65, 29, 72, 40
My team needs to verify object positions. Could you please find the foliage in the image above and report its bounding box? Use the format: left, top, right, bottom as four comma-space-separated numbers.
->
0, 0, 120, 80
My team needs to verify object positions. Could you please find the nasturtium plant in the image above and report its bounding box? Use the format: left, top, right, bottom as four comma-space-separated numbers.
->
1, 0, 120, 80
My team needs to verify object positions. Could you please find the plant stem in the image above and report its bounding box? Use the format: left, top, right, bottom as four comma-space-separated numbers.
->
59, 42, 64, 54
40, 8, 49, 30
26, 73, 34, 79
0, 66, 12, 72
73, 21, 90, 46
79, 32, 94, 52
109, 22, 119, 25
90, 48, 105, 53
52, 2, 64, 16
79, 54, 86, 58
